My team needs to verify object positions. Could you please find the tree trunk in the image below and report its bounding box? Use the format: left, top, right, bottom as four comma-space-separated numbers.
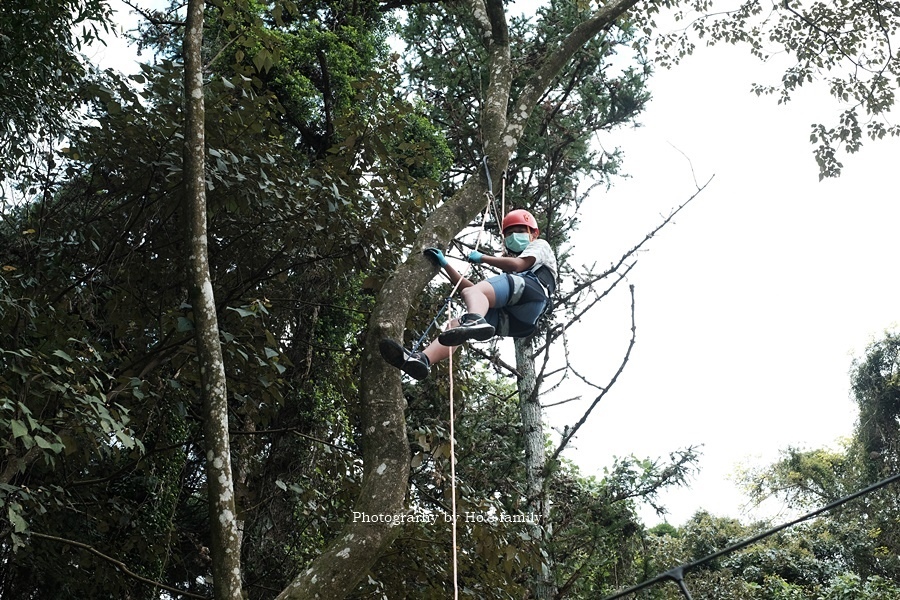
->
516, 337, 556, 599
275, 0, 641, 596
183, 1, 244, 598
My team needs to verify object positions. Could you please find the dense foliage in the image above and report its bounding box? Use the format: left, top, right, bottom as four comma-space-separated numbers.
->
0, 0, 441, 596
0, 0, 114, 181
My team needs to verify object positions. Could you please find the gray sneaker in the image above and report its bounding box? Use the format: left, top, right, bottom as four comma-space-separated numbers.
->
437, 313, 496, 346
379, 339, 431, 381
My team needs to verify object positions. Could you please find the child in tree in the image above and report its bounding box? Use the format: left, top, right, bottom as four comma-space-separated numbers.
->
379, 209, 557, 381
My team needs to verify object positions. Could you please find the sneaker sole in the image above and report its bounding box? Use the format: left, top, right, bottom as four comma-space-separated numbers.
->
378, 339, 429, 381
437, 324, 495, 346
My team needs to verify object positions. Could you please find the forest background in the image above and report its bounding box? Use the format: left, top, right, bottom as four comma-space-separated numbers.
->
2, 0, 900, 598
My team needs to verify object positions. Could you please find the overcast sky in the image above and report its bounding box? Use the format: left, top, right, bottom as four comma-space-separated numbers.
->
548, 39, 900, 526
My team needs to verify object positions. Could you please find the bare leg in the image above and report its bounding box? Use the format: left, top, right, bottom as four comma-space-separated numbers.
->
459, 280, 496, 316
422, 281, 499, 366
422, 318, 459, 364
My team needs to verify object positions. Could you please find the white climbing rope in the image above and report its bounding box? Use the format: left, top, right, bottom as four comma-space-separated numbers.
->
445, 190, 495, 599
448, 346, 460, 600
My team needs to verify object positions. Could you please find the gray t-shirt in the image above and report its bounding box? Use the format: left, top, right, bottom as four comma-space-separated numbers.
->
520, 238, 557, 282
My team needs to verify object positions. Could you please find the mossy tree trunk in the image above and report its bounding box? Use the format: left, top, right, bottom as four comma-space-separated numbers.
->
184, 0, 244, 597
516, 336, 556, 598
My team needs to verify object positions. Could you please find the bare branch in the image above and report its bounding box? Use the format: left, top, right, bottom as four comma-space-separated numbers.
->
569, 175, 713, 301
542, 394, 583, 408
30, 532, 207, 599
508, 0, 643, 141
121, 0, 186, 27
535, 176, 714, 361
568, 359, 606, 393
471, 345, 523, 378
551, 284, 636, 462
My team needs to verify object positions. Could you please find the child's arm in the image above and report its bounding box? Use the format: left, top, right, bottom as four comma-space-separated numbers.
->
468, 251, 535, 274
423, 247, 475, 288
443, 263, 474, 288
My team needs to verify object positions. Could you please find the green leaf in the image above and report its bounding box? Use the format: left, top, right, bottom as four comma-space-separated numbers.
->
252, 49, 270, 73
227, 306, 255, 318
10, 419, 28, 439
34, 435, 54, 450
8, 504, 28, 534
115, 429, 136, 449
52, 349, 73, 362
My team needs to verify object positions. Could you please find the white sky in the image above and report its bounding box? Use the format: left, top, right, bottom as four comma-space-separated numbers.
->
549, 41, 900, 526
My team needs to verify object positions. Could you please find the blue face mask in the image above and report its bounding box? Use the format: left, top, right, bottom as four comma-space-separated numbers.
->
505, 232, 531, 253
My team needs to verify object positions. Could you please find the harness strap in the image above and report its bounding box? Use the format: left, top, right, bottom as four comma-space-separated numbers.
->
532, 265, 556, 295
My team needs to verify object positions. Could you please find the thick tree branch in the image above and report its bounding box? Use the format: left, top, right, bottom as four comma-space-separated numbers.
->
479, 0, 513, 166
507, 0, 643, 144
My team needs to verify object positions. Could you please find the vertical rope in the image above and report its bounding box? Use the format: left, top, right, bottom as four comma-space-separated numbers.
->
448, 348, 459, 600
444, 190, 494, 599
500, 170, 507, 226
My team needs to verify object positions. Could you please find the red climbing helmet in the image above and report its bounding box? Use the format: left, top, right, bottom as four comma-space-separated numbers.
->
501, 209, 539, 236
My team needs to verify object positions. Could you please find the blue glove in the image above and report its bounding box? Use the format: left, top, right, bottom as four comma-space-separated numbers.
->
467, 251, 483, 264
423, 247, 448, 267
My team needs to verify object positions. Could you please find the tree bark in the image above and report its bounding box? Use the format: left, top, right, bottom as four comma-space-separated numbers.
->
183, 1, 244, 598
515, 337, 556, 599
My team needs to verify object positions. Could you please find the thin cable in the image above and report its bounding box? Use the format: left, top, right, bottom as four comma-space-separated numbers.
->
601, 470, 900, 600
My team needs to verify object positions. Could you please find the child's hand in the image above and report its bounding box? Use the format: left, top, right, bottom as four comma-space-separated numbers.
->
423, 247, 448, 267
467, 251, 483, 264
